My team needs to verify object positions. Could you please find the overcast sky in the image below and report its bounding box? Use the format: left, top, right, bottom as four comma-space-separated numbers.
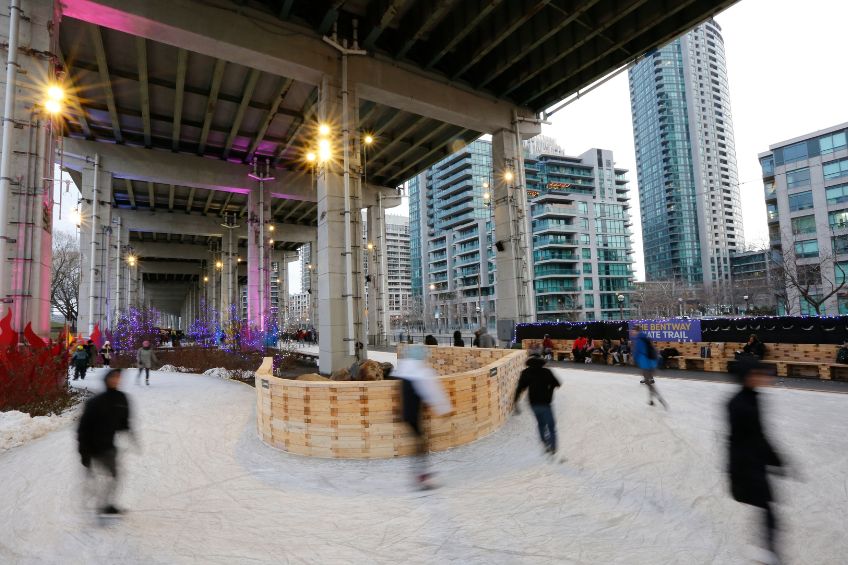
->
392, 0, 848, 281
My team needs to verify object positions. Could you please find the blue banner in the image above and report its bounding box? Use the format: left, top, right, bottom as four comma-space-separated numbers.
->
629, 320, 701, 342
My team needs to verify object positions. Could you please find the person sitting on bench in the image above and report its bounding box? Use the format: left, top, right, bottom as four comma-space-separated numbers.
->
542, 335, 554, 360
737, 334, 765, 360
612, 338, 630, 365
572, 335, 590, 363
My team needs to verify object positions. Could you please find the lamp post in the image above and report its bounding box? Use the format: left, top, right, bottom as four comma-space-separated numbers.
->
617, 293, 625, 320
678, 297, 684, 317
743, 295, 750, 315
429, 283, 436, 333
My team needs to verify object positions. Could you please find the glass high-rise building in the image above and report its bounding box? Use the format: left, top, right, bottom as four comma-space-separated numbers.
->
629, 19, 742, 298
408, 139, 635, 326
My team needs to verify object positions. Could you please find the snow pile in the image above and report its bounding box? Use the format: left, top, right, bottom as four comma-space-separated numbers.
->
0, 407, 79, 453
202, 367, 232, 380
159, 364, 194, 373
201, 367, 256, 381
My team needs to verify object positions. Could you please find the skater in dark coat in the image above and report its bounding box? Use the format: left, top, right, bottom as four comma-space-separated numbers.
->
727, 358, 786, 563
77, 369, 134, 516
514, 355, 561, 455
71, 345, 89, 380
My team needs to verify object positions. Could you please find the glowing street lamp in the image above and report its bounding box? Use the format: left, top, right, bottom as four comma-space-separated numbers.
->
126, 255, 137, 266
364, 134, 374, 146
318, 123, 330, 137
367, 242, 374, 251
44, 84, 64, 115
305, 151, 316, 163
317, 138, 331, 163
504, 170, 514, 182
215, 260, 223, 269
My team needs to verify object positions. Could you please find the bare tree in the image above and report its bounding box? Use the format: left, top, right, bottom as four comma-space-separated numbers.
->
633, 280, 691, 318
51, 231, 80, 330
772, 229, 846, 315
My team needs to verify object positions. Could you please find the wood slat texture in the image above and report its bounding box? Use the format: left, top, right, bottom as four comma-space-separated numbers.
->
256, 347, 526, 458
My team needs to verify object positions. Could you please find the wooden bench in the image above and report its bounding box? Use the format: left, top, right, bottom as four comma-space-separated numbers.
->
523, 339, 621, 365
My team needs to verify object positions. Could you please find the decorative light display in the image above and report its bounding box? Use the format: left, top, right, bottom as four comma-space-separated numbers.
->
112, 305, 161, 352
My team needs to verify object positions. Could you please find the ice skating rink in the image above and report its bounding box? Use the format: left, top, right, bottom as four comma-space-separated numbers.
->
1, 366, 846, 565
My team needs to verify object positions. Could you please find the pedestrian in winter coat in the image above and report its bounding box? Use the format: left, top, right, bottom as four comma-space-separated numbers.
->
394, 345, 452, 489
136, 341, 158, 386
452, 330, 465, 347
727, 358, 787, 562
424, 334, 439, 346
84, 339, 97, 368
514, 355, 561, 455
571, 336, 590, 363
77, 369, 134, 516
475, 327, 496, 348
71, 345, 89, 381
101, 341, 114, 367
631, 326, 668, 408
542, 335, 554, 359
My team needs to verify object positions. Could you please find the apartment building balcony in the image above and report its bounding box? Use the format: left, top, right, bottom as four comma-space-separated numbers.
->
532, 204, 577, 218
533, 266, 581, 278
437, 191, 475, 210
440, 210, 477, 230
453, 229, 480, 245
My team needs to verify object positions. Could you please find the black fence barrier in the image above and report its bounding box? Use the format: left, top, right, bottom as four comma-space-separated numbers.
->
515, 316, 848, 345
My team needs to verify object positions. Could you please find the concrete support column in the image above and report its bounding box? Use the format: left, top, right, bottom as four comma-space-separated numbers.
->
246, 186, 270, 329
0, 0, 56, 337
491, 128, 534, 344
77, 164, 113, 335
277, 250, 289, 332
307, 237, 318, 329
366, 205, 388, 346
316, 78, 367, 372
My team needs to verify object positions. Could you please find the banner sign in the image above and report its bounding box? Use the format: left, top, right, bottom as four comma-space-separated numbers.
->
629, 320, 701, 342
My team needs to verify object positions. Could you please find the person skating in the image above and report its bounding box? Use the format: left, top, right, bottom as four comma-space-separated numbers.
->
77, 369, 134, 516
475, 326, 496, 348
136, 340, 158, 386
101, 341, 114, 367
514, 354, 561, 456
71, 345, 89, 381
727, 358, 790, 564
631, 325, 668, 408
84, 339, 97, 369
393, 345, 452, 489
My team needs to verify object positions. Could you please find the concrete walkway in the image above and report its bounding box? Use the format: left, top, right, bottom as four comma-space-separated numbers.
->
0, 368, 846, 564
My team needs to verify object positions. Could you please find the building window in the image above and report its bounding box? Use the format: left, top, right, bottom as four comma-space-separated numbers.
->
800, 295, 824, 316
584, 278, 593, 290
582, 248, 591, 259
584, 294, 594, 308
819, 131, 847, 155
823, 158, 848, 181
791, 215, 816, 235
826, 183, 848, 206
835, 262, 848, 285
829, 210, 848, 230
835, 234, 848, 255
786, 168, 811, 189
577, 202, 588, 214
788, 191, 814, 212
839, 297, 848, 315
782, 141, 809, 164
583, 262, 592, 274
760, 156, 774, 177
766, 202, 778, 222
794, 239, 819, 258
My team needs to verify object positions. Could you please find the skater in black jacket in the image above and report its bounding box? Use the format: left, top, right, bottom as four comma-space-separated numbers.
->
514, 354, 561, 455
77, 369, 135, 516
727, 358, 788, 564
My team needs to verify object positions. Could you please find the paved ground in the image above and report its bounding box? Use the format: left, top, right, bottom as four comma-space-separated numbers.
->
1, 365, 846, 564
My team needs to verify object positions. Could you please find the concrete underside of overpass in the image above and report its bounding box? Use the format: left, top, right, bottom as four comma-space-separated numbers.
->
0, 0, 737, 371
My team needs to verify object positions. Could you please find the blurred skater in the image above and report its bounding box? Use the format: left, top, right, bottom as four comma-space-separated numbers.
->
136, 340, 158, 386
514, 353, 561, 456
77, 369, 134, 516
71, 345, 89, 381
631, 325, 668, 408
727, 359, 788, 564
394, 345, 452, 489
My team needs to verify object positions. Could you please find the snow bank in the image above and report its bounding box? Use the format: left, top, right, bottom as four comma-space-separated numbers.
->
201, 367, 256, 381
159, 364, 193, 373
0, 407, 80, 453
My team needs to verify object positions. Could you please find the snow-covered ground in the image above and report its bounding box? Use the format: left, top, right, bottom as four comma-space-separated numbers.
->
0, 366, 846, 564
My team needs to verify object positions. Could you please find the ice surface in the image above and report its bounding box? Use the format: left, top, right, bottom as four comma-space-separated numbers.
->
0, 364, 846, 564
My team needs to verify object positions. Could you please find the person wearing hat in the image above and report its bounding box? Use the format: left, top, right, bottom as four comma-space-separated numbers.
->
475, 326, 496, 348
727, 358, 788, 563
77, 368, 134, 516
101, 341, 114, 367
514, 354, 561, 456
136, 340, 158, 386
71, 344, 90, 381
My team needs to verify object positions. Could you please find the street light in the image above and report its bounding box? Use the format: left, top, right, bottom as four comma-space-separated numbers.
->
743, 295, 750, 315
678, 297, 684, 317
617, 293, 625, 320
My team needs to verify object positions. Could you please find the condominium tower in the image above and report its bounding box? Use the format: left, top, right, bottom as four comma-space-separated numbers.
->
760, 123, 848, 315
629, 19, 743, 297
409, 139, 635, 327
